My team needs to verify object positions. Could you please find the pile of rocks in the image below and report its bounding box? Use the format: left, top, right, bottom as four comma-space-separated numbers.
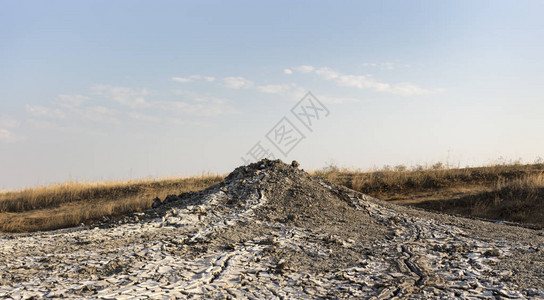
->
0, 159, 543, 299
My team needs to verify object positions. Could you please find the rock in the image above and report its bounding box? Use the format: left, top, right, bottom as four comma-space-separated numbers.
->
388, 216, 402, 224
152, 197, 162, 209
164, 194, 179, 204
291, 160, 300, 168
259, 236, 277, 246
286, 214, 298, 222
275, 259, 294, 274
483, 248, 501, 257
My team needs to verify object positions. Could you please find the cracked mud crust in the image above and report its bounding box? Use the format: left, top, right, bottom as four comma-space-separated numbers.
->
0, 159, 543, 299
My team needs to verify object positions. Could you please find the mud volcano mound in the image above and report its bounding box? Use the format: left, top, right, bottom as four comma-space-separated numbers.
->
207, 159, 390, 273
223, 159, 381, 235
0, 159, 543, 299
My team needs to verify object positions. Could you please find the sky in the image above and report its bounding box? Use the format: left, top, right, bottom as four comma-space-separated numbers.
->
1, 1, 543, 190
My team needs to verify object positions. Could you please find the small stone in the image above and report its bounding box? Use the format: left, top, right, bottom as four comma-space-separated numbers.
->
287, 214, 298, 222
164, 194, 179, 204
388, 216, 402, 224
152, 197, 162, 209
275, 259, 295, 274
291, 160, 300, 168
483, 248, 501, 257
259, 236, 277, 245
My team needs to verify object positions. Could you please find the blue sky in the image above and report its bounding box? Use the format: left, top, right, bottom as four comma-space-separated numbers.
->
1, 1, 543, 190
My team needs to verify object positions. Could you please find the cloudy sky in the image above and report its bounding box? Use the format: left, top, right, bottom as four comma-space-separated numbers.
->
1, 1, 543, 190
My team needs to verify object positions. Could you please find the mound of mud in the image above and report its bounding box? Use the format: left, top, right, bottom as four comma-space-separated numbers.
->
223, 159, 378, 232
0, 159, 543, 299
206, 159, 390, 273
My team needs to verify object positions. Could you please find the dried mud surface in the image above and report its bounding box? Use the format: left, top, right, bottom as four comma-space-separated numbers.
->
1, 159, 543, 299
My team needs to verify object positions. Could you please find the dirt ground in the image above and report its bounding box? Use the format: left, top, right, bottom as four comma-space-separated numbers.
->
0, 159, 543, 299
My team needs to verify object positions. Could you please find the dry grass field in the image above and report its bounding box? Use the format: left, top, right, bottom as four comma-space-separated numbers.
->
314, 162, 544, 226
1, 161, 543, 233
0, 175, 224, 232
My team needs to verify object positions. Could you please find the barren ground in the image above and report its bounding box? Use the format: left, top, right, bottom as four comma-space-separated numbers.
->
1, 159, 543, 299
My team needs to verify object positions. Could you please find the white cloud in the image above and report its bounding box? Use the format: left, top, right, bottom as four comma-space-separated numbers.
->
0, 115, 21, 128
390, 83, 443, 96
190, 75, 215, 82
318, 95, 361, 104
315, 67, 340, 80
283, 69, 293, 75
26, 102, 120, 125
382, 62, 395, 70
128, 112, 210, 127
292, 65, 315, 73
156, 101, 237, 117
57, 94, 90, 108
92, 85, 149, 108
172, 75, 216, 83
295, 65, 441, 96
223, 77, 253, 89
80, 106, 120, 124
163, 117, 210, 127
336, 75, 390, 91
25, 105, 66, 119
253, 83, 308, 100
128, 112, 161, 123
0, 129, 24, 143
92, 85, 237, 117
158, 90, 238, 116
174, 90, 225, 103
288, 86, 308, 99
362, 62, 410, 70
90, 85, 238, 117
256, 84, 293, 95
336, 74, 441, 95
24, 84, 237, 134
172, 77, 192, 83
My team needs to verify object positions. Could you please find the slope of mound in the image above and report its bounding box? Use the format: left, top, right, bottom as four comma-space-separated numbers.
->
223, 159, 387, 238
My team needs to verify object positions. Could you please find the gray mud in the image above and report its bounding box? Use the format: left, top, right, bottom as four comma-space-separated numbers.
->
0, 159, 543, 299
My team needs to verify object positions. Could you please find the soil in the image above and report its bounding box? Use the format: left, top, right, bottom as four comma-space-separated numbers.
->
0, 159, 543, 299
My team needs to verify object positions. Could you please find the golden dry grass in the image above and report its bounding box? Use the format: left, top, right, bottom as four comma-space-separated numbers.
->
412, 173, 544, 225
0, 175, 224, 233
314, 162, 544, 226
2, 161, 544, 233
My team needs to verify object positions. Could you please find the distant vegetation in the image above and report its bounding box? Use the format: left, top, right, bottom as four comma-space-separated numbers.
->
313, 161, 544, 226
0, 176, 223, 232
1, 160, 543, 233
